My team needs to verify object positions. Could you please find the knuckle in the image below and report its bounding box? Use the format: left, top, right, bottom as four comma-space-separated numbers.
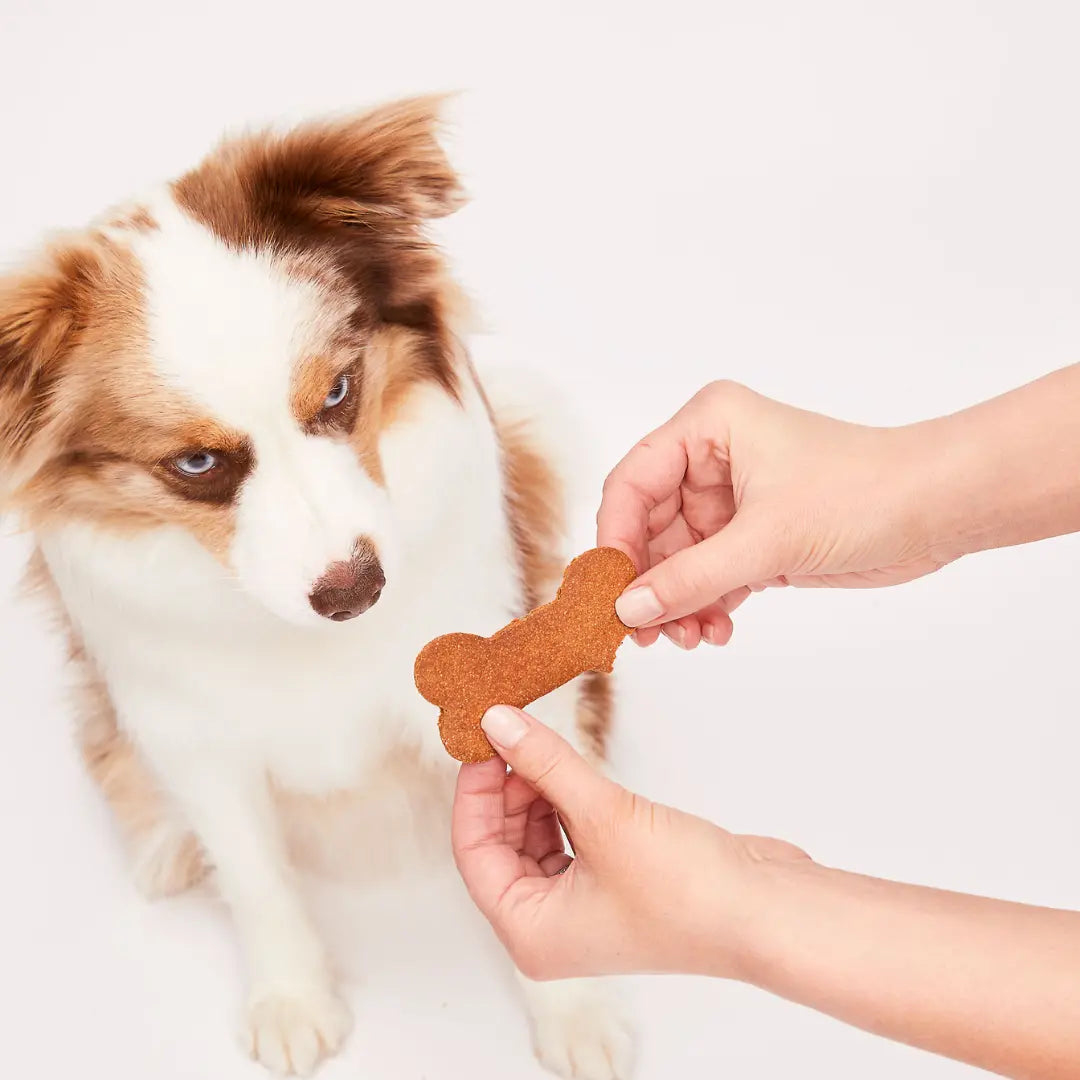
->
524, 738, 571, 792
599, 469, 621, 499
700, 378, 744, 405
575, 782, 633, 844
603, 432, 657, 489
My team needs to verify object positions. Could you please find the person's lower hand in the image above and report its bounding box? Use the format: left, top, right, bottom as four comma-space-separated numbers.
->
597, 380, 959, 648
453, 706, 1080, 1079
451, 704, 809, 980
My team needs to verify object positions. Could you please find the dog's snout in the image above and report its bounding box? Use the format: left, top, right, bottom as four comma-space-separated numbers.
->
309, 550, 385, 622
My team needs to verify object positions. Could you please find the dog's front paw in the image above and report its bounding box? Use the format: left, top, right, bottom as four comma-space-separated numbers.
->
524, 977, 634, 1080
244, 984, 352, 1076
532, 1010, 634, 1080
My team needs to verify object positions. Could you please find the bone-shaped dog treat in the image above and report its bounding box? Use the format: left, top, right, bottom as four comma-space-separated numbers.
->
414, 546, 638, 762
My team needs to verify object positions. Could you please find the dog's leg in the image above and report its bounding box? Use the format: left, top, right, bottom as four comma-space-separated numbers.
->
515, 973, 634, 1080
511, 679, 635, 1080
166, 759, 351, 1076
74, 655, 208, 898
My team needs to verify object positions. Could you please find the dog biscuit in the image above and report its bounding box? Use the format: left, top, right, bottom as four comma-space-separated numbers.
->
414, 546, 638, 762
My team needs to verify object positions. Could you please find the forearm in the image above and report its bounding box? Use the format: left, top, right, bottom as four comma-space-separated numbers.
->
913, 363, 1080, 558
735, 859, 1080, 1078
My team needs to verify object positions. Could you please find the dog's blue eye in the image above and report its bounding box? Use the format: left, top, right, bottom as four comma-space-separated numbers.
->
324, 374, 349, 409
175, 452, 218, 476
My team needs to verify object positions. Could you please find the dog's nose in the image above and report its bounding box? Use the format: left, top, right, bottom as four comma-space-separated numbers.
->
309, 552, 385, 622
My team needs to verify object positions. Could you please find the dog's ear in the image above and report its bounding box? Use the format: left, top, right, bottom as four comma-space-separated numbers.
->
0, 252, 79, 491
175, 95, 466, 238
174, 97, 466, 390
289, 94, 466, 226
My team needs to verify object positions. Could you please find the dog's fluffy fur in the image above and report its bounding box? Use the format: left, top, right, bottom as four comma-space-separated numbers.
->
0, 97, 629, 1077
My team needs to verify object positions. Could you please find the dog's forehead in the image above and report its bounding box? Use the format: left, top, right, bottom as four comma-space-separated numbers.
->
131, 196, 334, 433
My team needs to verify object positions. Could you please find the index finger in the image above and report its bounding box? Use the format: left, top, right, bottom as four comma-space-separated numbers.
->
596, 421, 690, 572
451, 758, 529, 918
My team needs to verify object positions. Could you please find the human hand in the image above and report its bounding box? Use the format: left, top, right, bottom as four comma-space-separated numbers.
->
597, 381, 958, 648
453, 707, 1080, 1078
451, 705, 809, 980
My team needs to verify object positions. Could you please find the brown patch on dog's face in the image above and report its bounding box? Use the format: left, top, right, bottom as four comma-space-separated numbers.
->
331, 323, 465, 487
0, 233, 251, 559
289, 325, 383, 484
15, 393, 253, 560
292, 343, 365, 439
292, 353, 353, 430
287, 307, 470, 491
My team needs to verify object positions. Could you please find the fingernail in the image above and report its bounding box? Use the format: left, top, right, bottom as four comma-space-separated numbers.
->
615, 586, 663, 627
662, 623, 687, 648
481, 706, 529, 750
702, 624, 720, 645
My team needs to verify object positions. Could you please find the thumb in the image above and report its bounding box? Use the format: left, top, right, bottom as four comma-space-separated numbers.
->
481, 706, 618, 827
615, 511, 780, 627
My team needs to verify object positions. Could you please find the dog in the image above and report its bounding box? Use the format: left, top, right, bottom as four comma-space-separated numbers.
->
0, 96, 631, 1078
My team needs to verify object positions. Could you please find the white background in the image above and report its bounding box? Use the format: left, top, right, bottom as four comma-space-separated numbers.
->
1, 2, 1078, 1078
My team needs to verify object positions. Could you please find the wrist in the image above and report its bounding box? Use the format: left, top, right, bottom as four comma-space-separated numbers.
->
729, 854, 835, 988
893, 365, 1080, 559
681, 839, 827, 984
885, 416, 988, 563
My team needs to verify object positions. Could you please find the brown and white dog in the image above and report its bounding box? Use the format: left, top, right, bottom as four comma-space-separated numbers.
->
0, 97, 631, 1078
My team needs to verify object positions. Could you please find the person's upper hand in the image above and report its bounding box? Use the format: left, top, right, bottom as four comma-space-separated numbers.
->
451, 704, 809, 981
597, 381, 957, 649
